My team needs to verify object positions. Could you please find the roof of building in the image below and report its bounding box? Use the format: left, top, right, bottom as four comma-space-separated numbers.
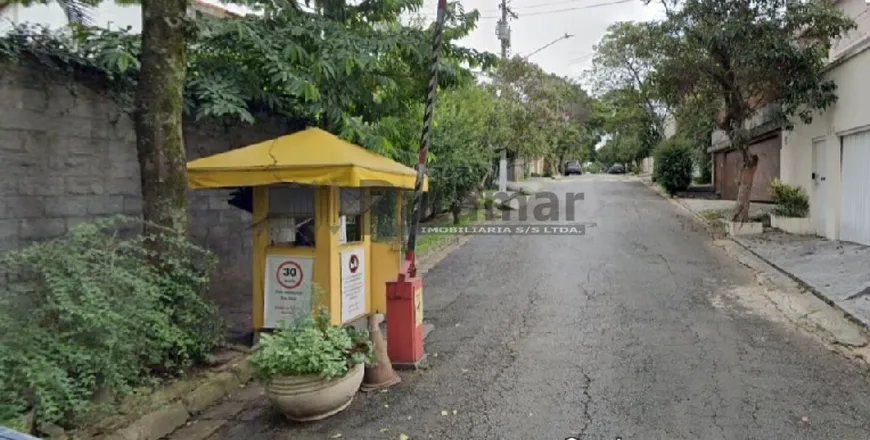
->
187, 127, 427, 190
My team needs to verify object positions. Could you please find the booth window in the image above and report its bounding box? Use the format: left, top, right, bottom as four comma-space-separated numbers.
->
340, 188, 364, 243
371, 189, 399, 241
268, 185, 316, 247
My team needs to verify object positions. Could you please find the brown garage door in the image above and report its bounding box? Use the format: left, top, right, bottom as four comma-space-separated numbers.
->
717, 133, 781, 202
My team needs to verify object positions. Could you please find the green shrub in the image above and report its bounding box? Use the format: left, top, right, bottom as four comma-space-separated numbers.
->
584, 163, 601, 174
0, 216, 224, 430
248, 305, 373, 382
653, 139, 694, 196
629, 164, 641, 175
770, 178, 809, 217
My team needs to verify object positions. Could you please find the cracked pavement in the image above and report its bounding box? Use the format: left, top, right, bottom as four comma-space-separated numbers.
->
208, 175, 870, 440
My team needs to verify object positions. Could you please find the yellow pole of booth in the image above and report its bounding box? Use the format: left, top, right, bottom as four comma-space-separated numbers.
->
251, 186, 269, 331
363, 188, 373, 317
314, 186, 341, 325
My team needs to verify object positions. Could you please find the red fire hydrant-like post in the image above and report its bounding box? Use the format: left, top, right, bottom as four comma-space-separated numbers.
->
386, 260, 425, 367
385, 0, 448, 369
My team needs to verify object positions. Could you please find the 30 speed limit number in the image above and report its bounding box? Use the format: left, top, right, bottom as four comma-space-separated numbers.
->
276, 261, 303, 290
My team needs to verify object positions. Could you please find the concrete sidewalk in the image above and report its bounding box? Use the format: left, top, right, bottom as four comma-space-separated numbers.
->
643, 176, 870, 333
642, 179, 870, 329
733, 232, 870, 329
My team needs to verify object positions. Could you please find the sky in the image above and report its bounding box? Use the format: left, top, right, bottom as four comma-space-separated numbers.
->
419, 0, 665, 79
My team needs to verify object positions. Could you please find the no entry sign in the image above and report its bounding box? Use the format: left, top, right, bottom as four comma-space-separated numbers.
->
349, 254, 360, 274
340, 247, 366, 323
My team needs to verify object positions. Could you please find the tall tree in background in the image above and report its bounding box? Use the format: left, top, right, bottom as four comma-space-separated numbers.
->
134, 0, 189, 244
496, 57, 595, 172
643, 0, 854, 221
589, 21, 664, 137
598, 87, 661, 166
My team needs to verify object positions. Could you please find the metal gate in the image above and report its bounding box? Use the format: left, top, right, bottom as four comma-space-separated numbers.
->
840, 130, 870, 245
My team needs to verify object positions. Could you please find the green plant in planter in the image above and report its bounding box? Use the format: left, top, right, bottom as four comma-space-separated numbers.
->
248, 307, 374, 382
769, 178, 809, 218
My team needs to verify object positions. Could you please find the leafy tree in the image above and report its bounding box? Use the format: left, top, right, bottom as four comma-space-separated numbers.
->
495, 57, 595, 172
589, 20, 665, 137
0, 0, 496, 242
642, 0, 854, 221
598, 87, 661, 165
427, 85, 498, 224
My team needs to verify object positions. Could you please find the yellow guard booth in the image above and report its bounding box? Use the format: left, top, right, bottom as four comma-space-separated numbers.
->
186, 128, 427, 330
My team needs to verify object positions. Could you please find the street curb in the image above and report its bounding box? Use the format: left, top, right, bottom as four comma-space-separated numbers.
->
84, 351, 255, 440
640, 178, 870, 336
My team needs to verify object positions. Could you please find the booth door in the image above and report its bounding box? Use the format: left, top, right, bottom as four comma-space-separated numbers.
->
370, 190, 403, 314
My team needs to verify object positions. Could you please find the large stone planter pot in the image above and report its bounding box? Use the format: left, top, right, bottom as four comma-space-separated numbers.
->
770, 214, 813, 235
265, 363, 364, 422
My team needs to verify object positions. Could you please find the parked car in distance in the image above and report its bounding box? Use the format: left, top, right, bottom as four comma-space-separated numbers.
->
607, 164, 626, 174
565, 160, 583, 175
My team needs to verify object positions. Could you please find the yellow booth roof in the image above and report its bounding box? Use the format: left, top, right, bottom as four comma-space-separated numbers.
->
187, 128, 427, 190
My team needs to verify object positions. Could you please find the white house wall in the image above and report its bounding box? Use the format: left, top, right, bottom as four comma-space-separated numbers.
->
781, 1, 870, 241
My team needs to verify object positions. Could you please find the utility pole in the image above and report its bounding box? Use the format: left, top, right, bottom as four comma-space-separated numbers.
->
496, 0, 516, 193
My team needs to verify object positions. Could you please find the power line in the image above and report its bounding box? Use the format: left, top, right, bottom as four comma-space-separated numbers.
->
514, 0, 635, 17
568, 52, 594, 63
421, 0, 636, 19
465, 0, 630, 15
514, 0, 628, 11
520, 33, 574, 59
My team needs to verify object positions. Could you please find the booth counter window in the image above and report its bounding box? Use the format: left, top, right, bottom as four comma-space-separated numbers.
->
268, 186, 316, 247
340, 188, 364, 243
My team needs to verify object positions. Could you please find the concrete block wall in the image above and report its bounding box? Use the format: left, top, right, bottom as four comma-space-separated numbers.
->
0, 62, 294, 342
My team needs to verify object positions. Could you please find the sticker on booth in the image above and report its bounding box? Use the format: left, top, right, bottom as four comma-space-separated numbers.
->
340, 247, 366, 323
264, 255, 313, 328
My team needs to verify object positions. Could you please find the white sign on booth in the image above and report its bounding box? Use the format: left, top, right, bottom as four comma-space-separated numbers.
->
264, 254, 313, 328
340, 246, 366, 323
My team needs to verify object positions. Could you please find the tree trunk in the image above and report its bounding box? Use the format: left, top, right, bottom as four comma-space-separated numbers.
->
732, 150, 759, 222
134, 0, 189, 245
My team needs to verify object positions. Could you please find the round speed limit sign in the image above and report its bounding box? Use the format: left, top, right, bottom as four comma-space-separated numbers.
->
276, 261, 303, 290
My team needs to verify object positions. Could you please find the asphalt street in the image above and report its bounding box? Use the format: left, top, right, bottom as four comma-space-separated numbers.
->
210, 175, 870, 440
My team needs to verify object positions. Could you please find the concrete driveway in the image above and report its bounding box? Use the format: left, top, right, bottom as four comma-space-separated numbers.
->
207, 174, 870, 440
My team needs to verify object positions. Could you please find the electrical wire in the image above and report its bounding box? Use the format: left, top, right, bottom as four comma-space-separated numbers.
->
418, 0, 637, 19
513, 0, 635, 18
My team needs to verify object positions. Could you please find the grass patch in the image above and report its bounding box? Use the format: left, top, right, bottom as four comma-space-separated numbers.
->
698, 208, 731, 232
415, 208, 486, 256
